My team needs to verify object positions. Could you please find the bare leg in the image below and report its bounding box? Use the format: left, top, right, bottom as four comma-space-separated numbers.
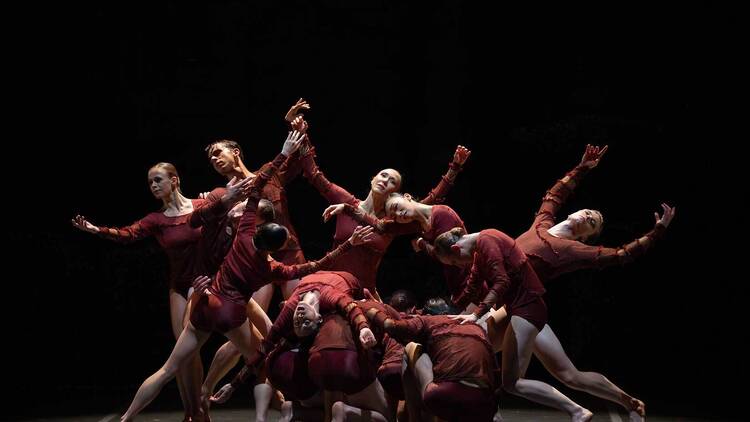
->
224, 322, 269, 422
247, 298, 273, 337
169, 289, 203, 419
533, 324, 645, 420
400, 353, 422, 422
254, 382, 274, 422
332, 401, 389, 422
280, 396, 325, 422
121, 322, 211, 421
252, 283, 275, 312
343, 379, 394, 422
202, 323, 263, 393
501, 316, 592, 422
487, 306, 509, 353
325, 390, 345, 422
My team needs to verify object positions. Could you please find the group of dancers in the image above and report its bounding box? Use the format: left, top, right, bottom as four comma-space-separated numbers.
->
72, 99, 675, 422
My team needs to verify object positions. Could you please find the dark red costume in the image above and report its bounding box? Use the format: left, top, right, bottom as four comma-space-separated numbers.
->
97, 198, 205, 298
299, 146, 460, 291
366, 311, 498, 421
516, 164, 666, 282
455, 229, 548, 331
189, 153, 353, 333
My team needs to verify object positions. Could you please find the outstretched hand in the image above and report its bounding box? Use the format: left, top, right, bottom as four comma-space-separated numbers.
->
654, 203, 676, 228
285, 98, 310, 122
453, 145, 471, 166
579, 144, 608, 169
192, 275, 212, 295
71, 215, 99, 234
281, 130, 307, 156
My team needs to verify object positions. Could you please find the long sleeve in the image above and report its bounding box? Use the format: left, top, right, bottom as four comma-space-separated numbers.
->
384, 318, 427, 345
277, 151, 303, 186
269, 240, 354, 281
590, 224, 667, 268
300, 146, 358, 205
340, 204, 421, 235
189, 188, 228, 228
534, 165, 590, 229
96, 215, 157, 243
473, 255, 511, 317
421, 160, 464, 205
236, 152, 288, 237
266, 296, 300, 347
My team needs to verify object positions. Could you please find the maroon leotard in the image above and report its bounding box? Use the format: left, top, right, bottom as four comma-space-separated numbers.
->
299, 147, 457, 291
516, 164, 666, 282
456, 229, 547, 330
97, 198, 205, 298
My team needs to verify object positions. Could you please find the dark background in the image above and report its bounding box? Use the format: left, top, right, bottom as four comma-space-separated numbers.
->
8, 1, 743, 420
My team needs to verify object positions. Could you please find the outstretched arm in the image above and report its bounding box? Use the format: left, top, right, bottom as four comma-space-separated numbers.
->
593, 203, 675, 267
421, 145, 471, 205
72, 214, 156, 244
535, 144, 607, 228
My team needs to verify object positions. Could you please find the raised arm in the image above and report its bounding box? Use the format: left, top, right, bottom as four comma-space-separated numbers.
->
421, 145, 470, 205
535, 144, 607, 228
235, 131, 307, 236
299, 135, 358, 205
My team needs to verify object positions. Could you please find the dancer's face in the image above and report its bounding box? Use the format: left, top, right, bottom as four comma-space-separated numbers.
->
293, 302, 321, 337
207, 144, 240, 175
370, 169, 401, 195
147, 168, 176, 200
566, 209, 603, 241
386, 196, 415, 223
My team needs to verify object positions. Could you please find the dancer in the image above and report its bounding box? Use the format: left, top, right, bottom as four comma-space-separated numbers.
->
434, 228, 594, 421
71, 162, 205, 420
119, 131, 372, 421
299, 115, 470, 298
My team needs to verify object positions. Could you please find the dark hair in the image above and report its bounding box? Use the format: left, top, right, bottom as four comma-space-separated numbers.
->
433, 227, 466, 256
205, 139, 245, 162
388, 289, 416, 312
253, 223, 288, 252
422, 297, 452, 315
257, 199, 276, 223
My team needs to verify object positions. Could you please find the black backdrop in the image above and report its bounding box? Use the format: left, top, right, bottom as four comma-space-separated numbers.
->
8, 1, 742, 419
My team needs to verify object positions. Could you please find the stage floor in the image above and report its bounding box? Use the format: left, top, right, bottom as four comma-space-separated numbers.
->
22, 408, 724, 421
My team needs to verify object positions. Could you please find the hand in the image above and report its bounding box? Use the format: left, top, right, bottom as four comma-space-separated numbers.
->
209, 383, 235, 404
192, 276, 212, 295
579, 144, 608, 169
654, 203, 675, 228
411, 237, 424, 252
450, 313, 478, 325
71, 215, 99, 234
453, 145, 471, 166
198, 191, 211, 199
359, 327, 377, 349
284, 98, 310, 123
281, 130, 306, 156
224, 176, 255, 203
349, 226, 375, 246
322, 204, 347, 222
290, 115, 308, 133
363, 288, 376, 301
